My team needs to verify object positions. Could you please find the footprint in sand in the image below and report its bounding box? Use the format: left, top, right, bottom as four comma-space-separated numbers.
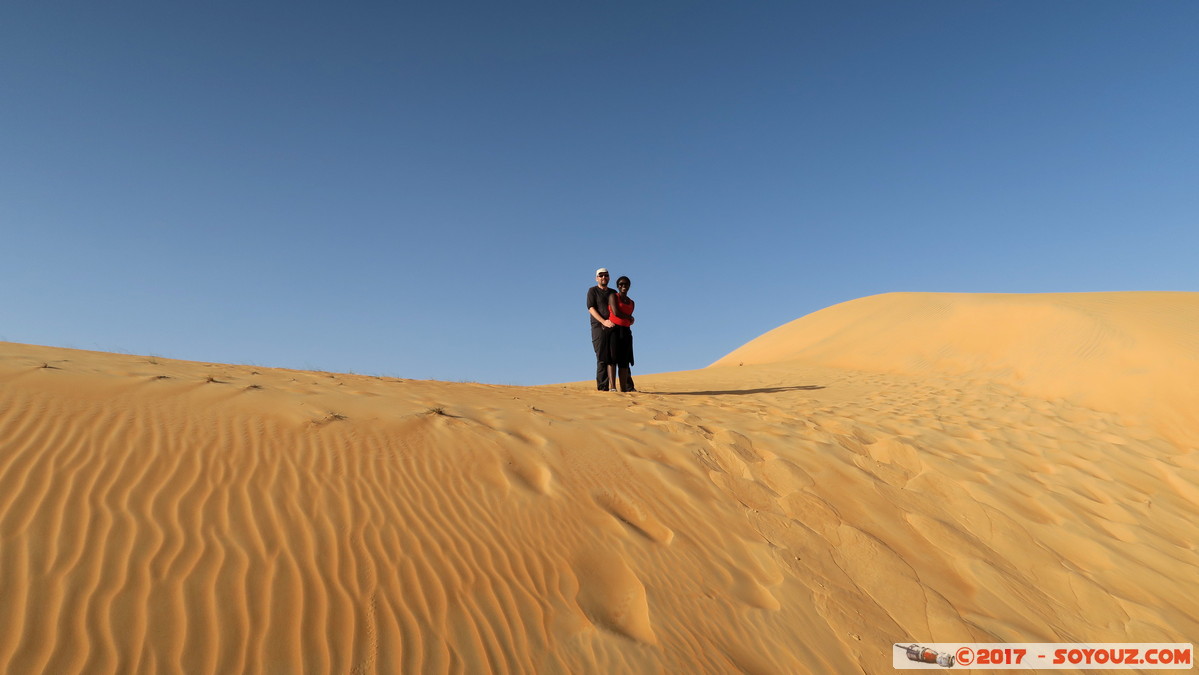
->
728, 565, 781, 611
864, 437, 923, 476
695, 441, 749, 477
750, 458, 815, 495
780, 491, 843, 538
649, 408, 683, 423
505, 452, 554, 495
710, 473, 783, 514
693, 446, 726, 474
712, 429, 766, 463
574, 547, 657, 644
594, 491, 673, 544
827, 433, 865, 457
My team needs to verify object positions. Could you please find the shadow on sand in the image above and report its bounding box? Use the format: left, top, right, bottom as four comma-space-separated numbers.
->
647, 385, 826, 396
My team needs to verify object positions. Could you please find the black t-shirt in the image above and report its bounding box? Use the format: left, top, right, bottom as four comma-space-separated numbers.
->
587, 286, 614, 327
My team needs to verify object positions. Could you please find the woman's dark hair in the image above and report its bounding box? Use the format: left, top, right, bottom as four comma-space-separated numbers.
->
616, 276, 631, 288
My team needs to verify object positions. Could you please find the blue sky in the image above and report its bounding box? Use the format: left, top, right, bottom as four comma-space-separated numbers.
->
2, 1, 1196, 384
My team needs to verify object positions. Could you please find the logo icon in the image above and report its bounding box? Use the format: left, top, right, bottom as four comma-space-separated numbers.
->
898, 644, 956, 668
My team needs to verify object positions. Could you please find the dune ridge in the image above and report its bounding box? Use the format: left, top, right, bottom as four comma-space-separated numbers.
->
715, 292, 1199, 444
1, 292, 1197, 673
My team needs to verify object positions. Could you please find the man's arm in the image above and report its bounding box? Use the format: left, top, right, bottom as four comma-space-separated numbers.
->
589, 306, 614, 328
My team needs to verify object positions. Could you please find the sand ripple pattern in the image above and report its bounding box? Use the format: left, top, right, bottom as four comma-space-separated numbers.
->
0, 387, 582, 673
3, 331, 1198, 674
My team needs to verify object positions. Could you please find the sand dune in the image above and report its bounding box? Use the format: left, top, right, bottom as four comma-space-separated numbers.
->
716, 292, 1199, 445
1, 292, 1196, 673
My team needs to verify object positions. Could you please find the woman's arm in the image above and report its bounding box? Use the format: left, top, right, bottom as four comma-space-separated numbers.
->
609, 294, 629, 320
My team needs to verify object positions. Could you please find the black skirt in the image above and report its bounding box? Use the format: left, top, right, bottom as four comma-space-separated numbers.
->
607, 325, 634, 367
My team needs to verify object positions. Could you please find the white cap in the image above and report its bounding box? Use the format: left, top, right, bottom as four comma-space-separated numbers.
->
596, 268, 609, 275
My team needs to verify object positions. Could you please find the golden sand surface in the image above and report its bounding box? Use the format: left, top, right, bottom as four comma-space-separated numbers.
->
1, 292, 1196, 673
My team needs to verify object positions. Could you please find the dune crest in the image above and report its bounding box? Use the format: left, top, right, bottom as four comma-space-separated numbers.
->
714, 292, 1199, 444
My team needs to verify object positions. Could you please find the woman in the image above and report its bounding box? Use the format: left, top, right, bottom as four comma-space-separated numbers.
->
606, 276, 636, 392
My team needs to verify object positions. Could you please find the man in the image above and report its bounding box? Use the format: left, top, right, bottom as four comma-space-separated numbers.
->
586, 267, 615, 390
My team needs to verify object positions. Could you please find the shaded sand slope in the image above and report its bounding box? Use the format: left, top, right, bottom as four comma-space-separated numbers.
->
2, 292, 1198, 674
716, 292, 1199, 446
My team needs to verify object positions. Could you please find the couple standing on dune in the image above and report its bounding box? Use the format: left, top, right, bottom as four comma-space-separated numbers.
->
587, 267, 636, 392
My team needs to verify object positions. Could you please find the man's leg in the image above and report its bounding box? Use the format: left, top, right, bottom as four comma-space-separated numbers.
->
592, 330, 609, 390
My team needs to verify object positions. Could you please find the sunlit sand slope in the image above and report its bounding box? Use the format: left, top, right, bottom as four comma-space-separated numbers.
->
715, 292, 1199, 445
1, 291, 1196, 674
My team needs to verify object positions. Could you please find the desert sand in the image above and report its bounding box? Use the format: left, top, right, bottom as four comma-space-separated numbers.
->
1, 291, 1196, 673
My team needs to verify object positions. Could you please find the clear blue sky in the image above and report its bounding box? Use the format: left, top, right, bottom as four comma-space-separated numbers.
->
3, 1, 1196, 384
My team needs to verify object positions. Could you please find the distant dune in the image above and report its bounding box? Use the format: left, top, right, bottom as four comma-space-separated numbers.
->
1, 292, 1196, 673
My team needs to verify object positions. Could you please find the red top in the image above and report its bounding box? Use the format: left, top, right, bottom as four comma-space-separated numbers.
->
610, 295, 635, 327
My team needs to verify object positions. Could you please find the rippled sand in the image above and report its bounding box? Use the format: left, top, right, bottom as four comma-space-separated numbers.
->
1, 292, 1196, 673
